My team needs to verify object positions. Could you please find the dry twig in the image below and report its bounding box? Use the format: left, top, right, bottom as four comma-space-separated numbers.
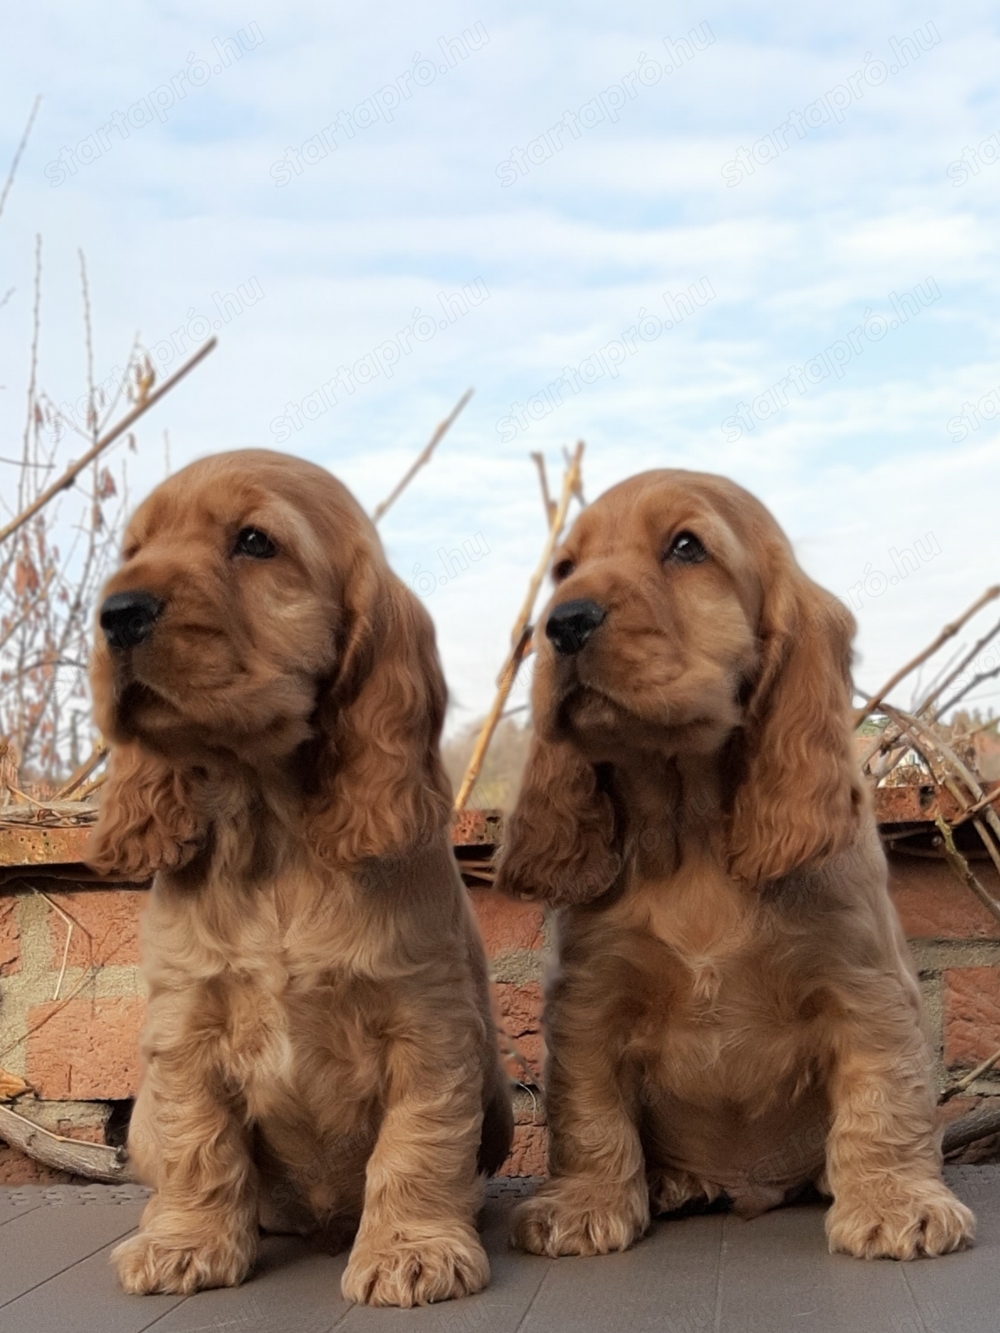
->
0, 1103, 133, 1183
0, 95, 41, 224
454, 442, 584, 812
940, 1046, 1000, 1103
371, 389, 473, 524
0, 337, 217, 550
854, 585, 1000, 729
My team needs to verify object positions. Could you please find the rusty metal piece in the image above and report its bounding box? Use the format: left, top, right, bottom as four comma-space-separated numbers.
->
0, 824, 92, 869
872, 782, 1000, 827
451, 808, 504, 848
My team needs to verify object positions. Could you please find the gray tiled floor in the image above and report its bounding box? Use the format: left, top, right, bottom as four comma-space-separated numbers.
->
0, 1169, 997, 1332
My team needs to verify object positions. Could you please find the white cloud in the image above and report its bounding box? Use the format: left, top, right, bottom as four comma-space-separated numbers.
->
1, 0, 998, 733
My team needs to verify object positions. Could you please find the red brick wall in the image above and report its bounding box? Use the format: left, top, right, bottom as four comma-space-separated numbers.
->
1, 841, 999, 1182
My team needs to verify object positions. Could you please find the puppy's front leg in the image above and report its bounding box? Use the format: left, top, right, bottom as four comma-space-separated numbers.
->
511, 1010, 650, 1257
113, 1041, 259, 1294
824, 1019, 974, 1260
341, 1014, 489, 1307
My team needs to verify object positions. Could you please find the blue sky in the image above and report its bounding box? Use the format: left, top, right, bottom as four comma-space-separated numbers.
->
2, 1, 999, 728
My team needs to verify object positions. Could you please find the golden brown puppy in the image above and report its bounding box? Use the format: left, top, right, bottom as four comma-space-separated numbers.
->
496, 469, 973, 1262
87, 449, 512, 1307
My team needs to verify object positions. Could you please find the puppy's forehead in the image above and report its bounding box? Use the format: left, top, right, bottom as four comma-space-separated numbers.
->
129, 467, 267, 540
566, 471, 762, 554
123, 451, 370, 560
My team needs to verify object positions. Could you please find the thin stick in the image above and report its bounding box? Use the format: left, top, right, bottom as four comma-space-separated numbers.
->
454, 442, 584, 812
0, 1103, 132, 1183
962, 785, 1000, 820
880, 705, 1000, 890
371, 389, 473, 524
530, 452, 557, 527
940, 1045, 1000, 1103
853, 585, 1000, 726
0, 95, 41, 223
934, 814, 1000, 928
918, 615, 1000, 720
54, 742, 108, 799
933, 660, 1000, 723
0, 337, 217, 549
943, 1103, 1000, 1156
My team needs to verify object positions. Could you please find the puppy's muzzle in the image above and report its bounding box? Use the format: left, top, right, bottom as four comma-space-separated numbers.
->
545, 598, 606, 655
100, 591, 163, 650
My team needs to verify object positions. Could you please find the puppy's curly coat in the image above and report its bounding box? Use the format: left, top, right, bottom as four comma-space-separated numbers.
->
88, 450, 512, 1307
496, 469, 973, 1262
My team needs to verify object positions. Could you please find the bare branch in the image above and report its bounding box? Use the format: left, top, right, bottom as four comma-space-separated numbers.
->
0, 336, 217, 550
371, 389, 473, 524
454, 442, 585, 812
0, 95, 41, 224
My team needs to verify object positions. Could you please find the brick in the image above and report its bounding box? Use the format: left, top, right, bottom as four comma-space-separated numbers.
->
47, 888, 145, 968
939, 1094, 982, 1126
468, 887, 545, 955
494, 981, 545, 1081
944, 968, 1000, 1067
0, 894, 20, 975
501, 1122, 548, 1177
27, 996, 145, 1099
888, 854, 1000, 941
0, 1146, 77, 1186
0, 1116, 104, 1185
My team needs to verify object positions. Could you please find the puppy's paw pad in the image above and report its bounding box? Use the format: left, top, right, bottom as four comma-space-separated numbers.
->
512, 1187, 648, 1257
827, 1184, 975, 1260
112, 1231, 254, 1295
342, 1232, 489, 1307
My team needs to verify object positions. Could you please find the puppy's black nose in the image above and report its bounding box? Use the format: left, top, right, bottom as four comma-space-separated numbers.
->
545, 598, 606, 655
100, 591, 163, 650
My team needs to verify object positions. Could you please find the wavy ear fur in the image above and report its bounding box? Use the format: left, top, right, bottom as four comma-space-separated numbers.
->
307, 564, 450, 865
86, 743, 204, 881
727, 560, 862, 887
495, 736, 622, 907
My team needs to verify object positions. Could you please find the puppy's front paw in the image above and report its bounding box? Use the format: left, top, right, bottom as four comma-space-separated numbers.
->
827, 1180, 975, 1260
512, 1177, 650, 1257
112, 1229, 256, 1295
342, 1227, 489, 1306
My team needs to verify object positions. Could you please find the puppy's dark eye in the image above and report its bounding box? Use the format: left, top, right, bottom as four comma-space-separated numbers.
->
664, 531, 707, 564
234, 527, 277, 559
553, 559, 575, 581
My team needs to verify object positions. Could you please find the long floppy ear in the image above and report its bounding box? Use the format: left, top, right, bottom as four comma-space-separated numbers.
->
86, 743, 204, 881
307, 566, 451, 865
727, 563, 862, 887
494, 736, 622, 907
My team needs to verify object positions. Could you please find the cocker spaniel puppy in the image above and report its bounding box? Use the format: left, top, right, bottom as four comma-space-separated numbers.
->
87, 449, 512, 1307
496, 468, 973, 1261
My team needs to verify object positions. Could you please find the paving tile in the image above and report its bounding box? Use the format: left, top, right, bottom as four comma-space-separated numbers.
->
337, 1186, 551, 1333
0, 1229, 183, 1333
898, 1167, 1000, 1333
715, 1199, 923, 1333
1, 1172, 999, 1333
0, 1191, 148, 1314
0, 1193, 42, 1228
143, 1235, 349, 1333
517, 1210, 724, 1333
